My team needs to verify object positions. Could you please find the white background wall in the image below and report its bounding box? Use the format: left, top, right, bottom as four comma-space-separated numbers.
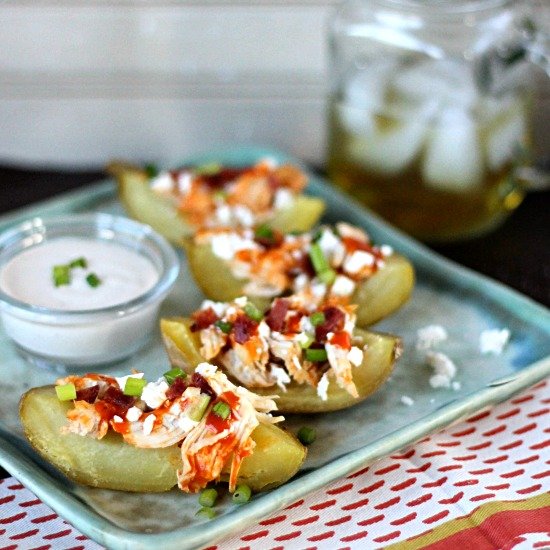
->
0, 1, 547, 170
0, 1, 335, 168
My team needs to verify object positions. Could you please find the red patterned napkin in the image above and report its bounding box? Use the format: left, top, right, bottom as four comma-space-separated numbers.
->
1, 378, 549, 550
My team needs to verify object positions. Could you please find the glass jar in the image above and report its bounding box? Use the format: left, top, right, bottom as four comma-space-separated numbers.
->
327, 0, 549, 241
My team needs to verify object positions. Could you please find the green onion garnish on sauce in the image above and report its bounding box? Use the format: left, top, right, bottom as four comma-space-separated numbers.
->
123, 377, 147, 397
56, 382, 77, 401
86, 273, 101, 288
299, 333, 314, 349
232, 484, 252, 504
254, 224, 274, 240
188, 395, 211, 422
198, 487, 218, 508
309, 242, 330, 274
318, 268, 336, 285
243, 302, 263, 322
297, 426, 317, 446
215, 320, 233, 334
305, 348, 328, 362
163, 367, 186, 385
310, 312, 326, 327
69, 257, 87, 269
212, 401, 231, 420
53, 265, 71, 287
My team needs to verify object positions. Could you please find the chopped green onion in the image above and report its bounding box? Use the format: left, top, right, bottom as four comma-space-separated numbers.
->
198, 488, 218, 508
86, 273, 101, 288
55, 383, 77, 401
309, 312, 326, 327
212, 401, 231, 420
69, 257, 87, 269
318, 268, 337, 285
195, 506, 216, 519
254, 224, 274, 240
188, 395, 211, 422
144, 163, 159, 179
163, 367, 187, 385
213, 190, 228, 201
312, 229, 323, 242
309, 242, 331, 274
232, 484, 252, 504
123, 377, 147, 397
243, 302, 263, 322
194, 162, 221, 176
215, 320, 233, 334
299, 333, 315, 349
305, 348, 328, 362
53, 265, 71, 287
297, 426, 317, 446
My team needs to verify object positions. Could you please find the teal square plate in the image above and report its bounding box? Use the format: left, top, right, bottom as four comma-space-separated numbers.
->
1, 147, 549, 549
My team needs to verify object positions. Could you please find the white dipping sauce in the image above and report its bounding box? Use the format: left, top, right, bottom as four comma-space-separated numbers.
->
0, 234, 172, 368
0, 237, 159, 310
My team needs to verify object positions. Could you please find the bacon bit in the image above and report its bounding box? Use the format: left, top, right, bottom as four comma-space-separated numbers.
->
75, 385, 100, 404
232, 314, 259, 345
265, 298, 290, 332
165, 377, 187, 401
315, 307, 345, 342
98, 386, 135, 418
287, 253, 315, 278
189, 372, 216, 398
198, 167, 245, 189
190, 307, 219, 332
254, 228, 284, 249
330, 331, 351, 350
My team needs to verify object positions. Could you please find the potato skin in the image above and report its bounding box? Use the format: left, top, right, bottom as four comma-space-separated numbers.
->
108, 162, 325, 245
109, 163, 194, 244
19, 386, 305, 493
185, 241, 414, 325
161, 318, 401, 413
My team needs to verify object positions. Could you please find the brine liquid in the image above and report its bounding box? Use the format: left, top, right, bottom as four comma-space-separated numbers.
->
327, 98, 531, 242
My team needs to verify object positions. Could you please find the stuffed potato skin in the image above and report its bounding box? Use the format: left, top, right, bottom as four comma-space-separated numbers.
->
161, 318, 401, 413
19, 385, 306, 493
184, 239, 414, 325
109, 162, 325, 244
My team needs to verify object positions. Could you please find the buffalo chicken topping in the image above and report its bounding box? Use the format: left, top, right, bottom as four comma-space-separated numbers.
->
149, 159, 307, 230
192, 295, 365, 400
194, 222, 393, 301
56, 364, 282, 493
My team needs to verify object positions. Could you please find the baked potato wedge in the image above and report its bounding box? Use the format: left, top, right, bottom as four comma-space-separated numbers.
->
108, 161, 325, 244
161, 317, 401, 413
184, 237, 414, 325
19, 385, 306, 493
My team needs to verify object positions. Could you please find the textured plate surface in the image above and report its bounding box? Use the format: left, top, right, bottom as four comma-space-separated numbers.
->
1, 147, 549, 550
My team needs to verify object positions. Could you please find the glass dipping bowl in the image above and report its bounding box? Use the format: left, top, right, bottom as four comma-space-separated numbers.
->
0, 213, 179, 371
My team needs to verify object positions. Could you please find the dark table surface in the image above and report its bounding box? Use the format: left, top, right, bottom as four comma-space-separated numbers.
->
0, 163, 549, 479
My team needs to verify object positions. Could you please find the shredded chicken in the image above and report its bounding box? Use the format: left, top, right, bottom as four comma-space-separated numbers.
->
149, 159, 307, 230
56, 363, 282, 493
61, 401, 109, 439
194, 296, 363, 400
